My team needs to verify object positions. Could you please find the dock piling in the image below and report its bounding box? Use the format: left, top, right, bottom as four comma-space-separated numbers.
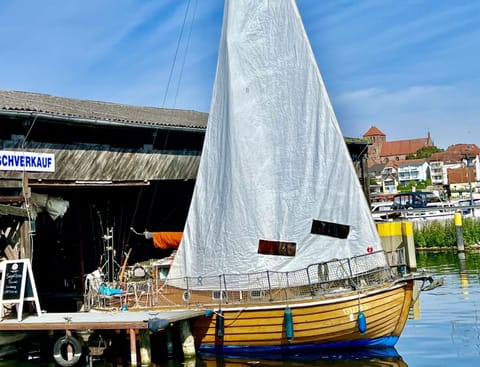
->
455, 212, 465, 252
139, 329, 151, 366
179, 320, 196, 358
130, 328, 137, 367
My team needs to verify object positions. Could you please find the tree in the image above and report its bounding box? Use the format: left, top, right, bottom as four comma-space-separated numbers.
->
406, 146, 442, 160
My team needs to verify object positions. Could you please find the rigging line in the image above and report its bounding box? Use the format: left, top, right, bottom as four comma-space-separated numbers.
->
144, 1, 193, 230
21, 110, 38, 150
126, 186, 145, 247
152, 0, 193, 148
21, 110, 39, 263
173, 0, 198, 107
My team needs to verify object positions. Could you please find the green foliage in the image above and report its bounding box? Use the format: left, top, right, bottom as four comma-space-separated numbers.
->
396, 184, 408, 191
406, 145, 443, 160
413, 217, 480, 248
415, 181, 428, 190
463, 218, 480, 244
397, 180, 430, 192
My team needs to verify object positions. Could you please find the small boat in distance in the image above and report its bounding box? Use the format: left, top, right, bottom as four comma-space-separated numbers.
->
85, 0, 436, 354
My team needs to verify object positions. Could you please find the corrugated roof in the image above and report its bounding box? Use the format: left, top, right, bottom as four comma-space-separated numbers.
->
0, 89, 208, 129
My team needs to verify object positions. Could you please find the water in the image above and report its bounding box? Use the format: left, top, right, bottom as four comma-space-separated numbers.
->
396, 251, 480, 366
2, 251, 480, 366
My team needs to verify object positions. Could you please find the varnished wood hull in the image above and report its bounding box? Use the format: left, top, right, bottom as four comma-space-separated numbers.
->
192, 280, 414, 353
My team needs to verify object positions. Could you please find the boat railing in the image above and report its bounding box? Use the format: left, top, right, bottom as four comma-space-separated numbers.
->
156, 251, 398, 306
84, 250, 406, 310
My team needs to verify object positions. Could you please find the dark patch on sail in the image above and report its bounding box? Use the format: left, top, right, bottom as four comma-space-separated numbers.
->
258, 240, 296, 256
311, 220, 350, 239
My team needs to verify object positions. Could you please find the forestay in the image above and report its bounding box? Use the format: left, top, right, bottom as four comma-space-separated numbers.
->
166, 0, 385, 290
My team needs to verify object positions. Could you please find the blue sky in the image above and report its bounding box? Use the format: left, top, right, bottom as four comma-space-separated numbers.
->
1, 0, 479, 150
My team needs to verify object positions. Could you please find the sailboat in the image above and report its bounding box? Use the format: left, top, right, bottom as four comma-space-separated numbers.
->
85, 0, 435, 354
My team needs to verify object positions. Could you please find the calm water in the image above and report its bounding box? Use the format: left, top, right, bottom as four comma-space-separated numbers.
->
2, 251, 480, 366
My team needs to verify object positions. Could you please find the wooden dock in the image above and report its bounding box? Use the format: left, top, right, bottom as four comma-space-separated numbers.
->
0, 309, 205, 366
0, 309, 204, 331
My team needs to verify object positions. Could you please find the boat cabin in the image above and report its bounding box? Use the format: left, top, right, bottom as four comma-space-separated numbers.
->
391, 191, 445, 210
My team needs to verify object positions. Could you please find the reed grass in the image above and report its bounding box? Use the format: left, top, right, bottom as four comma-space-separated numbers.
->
413, 218, 480, 248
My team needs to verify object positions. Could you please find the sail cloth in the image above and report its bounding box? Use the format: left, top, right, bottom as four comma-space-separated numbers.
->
167, 0, 385, 288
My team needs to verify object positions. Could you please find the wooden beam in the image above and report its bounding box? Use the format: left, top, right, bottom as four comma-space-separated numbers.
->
0, 203, 28, 218
0, 196, 24, 203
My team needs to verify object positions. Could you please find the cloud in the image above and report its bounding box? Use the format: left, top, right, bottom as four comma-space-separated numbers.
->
334, 81, 480, 149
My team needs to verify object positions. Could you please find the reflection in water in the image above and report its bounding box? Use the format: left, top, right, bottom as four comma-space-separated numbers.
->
397, 251, 480, 367
458, 252, 469, 297
197, 348, 408, 367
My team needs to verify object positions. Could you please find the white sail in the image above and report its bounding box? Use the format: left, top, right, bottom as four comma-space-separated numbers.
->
167, 0, 384, 288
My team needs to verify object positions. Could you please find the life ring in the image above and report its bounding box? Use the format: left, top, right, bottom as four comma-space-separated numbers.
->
53, 335, 83, 367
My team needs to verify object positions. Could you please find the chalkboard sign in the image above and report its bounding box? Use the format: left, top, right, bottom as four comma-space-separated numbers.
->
0, 259, 41, 321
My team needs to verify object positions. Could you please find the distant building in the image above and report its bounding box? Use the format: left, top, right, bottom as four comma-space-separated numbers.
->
363, 126, 433, 167
429, 151, 463, 186
447, 167, 477, 199
364, 126, 480, 201
396, 158, 430, 186
430, 144, 480, 188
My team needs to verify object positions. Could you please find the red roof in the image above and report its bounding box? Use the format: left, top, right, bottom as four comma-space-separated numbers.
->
446, 144, 480, 157
448, 167, 475, 184
380, 138, 429, 157
363, 126, 385, 137
430, 151, 462, 163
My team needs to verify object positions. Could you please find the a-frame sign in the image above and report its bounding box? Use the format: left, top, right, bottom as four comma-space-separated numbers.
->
0, 259, 41, 321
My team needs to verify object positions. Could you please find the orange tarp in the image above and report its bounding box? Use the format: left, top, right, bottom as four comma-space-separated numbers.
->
152, 232, 183, 250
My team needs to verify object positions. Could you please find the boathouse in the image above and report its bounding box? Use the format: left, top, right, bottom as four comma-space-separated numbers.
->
0, 89, 370, 312
0, 89, 207, 311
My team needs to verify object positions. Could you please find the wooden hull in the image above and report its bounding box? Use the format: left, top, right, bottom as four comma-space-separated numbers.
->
192, 281, 414, 353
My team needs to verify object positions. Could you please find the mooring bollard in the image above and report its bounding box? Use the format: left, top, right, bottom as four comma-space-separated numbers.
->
454, 212, 465, 252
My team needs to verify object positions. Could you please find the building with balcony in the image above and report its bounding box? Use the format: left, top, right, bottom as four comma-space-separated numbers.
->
397, 159, 430, 186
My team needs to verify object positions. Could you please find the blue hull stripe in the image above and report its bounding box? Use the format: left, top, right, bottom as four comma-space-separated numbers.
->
199, 336, 399, 355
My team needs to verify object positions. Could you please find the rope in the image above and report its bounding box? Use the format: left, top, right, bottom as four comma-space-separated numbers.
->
20, 110, 39, 263
144, 0, 195, 229
173, 0, 198, 107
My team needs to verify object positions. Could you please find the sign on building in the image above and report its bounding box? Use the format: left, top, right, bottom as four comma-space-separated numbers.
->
0, 150, 55, 172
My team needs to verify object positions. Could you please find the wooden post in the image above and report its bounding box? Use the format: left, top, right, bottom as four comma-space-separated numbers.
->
179, 320, 196, 358
21, 171, 31, 259
139, 329, 151, 366
66, 329, 73, 362
129, 329, 137, 367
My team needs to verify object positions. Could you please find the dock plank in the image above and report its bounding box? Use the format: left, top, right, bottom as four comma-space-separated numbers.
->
0, 309, 205, 331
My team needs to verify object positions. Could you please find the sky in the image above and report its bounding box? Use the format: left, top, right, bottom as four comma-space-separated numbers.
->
1, 0, 479, 150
